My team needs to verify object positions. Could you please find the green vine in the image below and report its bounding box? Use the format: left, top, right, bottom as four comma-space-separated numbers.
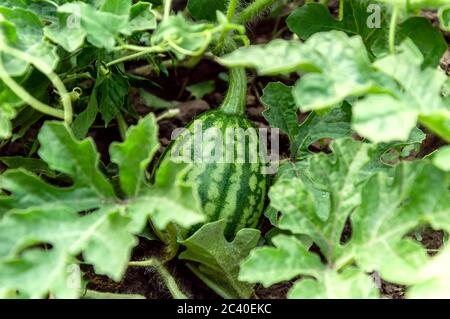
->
129, 258, 188, 299
236, 0, 277, 24
389, 6, 400, 53
0, 46, 73, 123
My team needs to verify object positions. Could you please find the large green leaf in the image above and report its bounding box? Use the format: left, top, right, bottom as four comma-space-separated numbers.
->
95, 68, 130, 126
353, 40, 450, 142
0, 249, 78, 299
220, 31, 449, 143
287, 3, 446, 67
188, 0, 227, 21
407, 245, 450, 298
350, 161, 450, 284
288, 267, 379, 299
295, 106, 352, 157
38, 122, 116, 198
126, 160, 205, 232
291, 31, 390, 112
286, 1, 388, 54
44, 0, 148, 51
179, 220, 260, 299
395, 17, 447, 68
239, 136, 450, 298
128, 2, 157, 32
58, 2, 127, 49
110, 114, 159, 197
239, 235, 324, 287
221, 31, 393, 110
0, 116, 203, 298
219, 39, 316, 75
270, 138, 373, 260
0, 208, 137, 282
261, 82, 299, 155
431, 145, 450, 172
0, 6, 58, 76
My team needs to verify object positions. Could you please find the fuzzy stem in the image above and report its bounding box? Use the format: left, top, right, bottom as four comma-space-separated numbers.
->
164, 0, 172, 20
338, 0, 344, 20
129, 258, 187, 299
334, 252, 356, 271
156, 109, 180, 121
389, 6, 399, 54
0, 56, 65, 120
0, 46, 73, 123
227, 0, 239, 21
82, 290, 145, 299
219, 67, 247, 115
214, 0, 240, 54
236, 0, 277, 25
116, 113, 128, 141
107, 46, 166, 67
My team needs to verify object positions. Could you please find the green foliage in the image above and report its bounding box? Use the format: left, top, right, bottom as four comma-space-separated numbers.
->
286, 2, 447, 68
287, 1, 389, 55
240, 138, 450, 298
95, 68, 130, 126
0, 115, 204, 298
0, 0, 449, 300
221, 31, 450, 143
188, 0, 227, 21
0, 0, 240, 139
186, 80, 215, 100
0, 6, 58, 76
431, 146, 450, 172
261, 82, 352, 157
179, 220, 260, 299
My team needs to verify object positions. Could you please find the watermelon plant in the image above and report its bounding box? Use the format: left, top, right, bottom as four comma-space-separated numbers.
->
0, 0, 449, 300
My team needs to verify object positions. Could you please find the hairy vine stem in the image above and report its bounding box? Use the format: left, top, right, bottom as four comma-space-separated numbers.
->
235, 0, 277, 25
156, 109, 180, 122
0, 47, 73, 123
227, 0, 239, 21
164, 0, 173, 21
107, 45, 167, 67
82, 290, 145, 299
129, 258, 188, 299
116, 113, 128, 141
0, 59, 64, 120
389, 6, 400, 54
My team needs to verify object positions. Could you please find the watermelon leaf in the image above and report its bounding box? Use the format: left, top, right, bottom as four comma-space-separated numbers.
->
179, 220, 260, 299
0, 115, 203, 298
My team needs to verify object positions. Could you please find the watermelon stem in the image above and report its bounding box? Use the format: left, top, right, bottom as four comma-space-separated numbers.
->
220, 67, 247, 116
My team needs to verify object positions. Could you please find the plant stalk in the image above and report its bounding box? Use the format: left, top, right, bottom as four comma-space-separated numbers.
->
0, 56, 65, 120
116, 113, 128, 141
107, 45, 166, 67
0, 46, 73, 123
219, 67, 247, 115
82, 290, 146, 299
164, 0, 172, 20
227, 0, 239, 21
338, 0, 344, 20
236, 0, 277, 25
129, 258, 187, 299
389, 6, 400, 53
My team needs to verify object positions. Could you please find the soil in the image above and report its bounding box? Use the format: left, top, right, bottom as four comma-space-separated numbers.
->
1, 2, 448, 300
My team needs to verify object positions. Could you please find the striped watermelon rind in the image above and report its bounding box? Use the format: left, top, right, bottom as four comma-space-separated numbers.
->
158, 110, 268, 240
